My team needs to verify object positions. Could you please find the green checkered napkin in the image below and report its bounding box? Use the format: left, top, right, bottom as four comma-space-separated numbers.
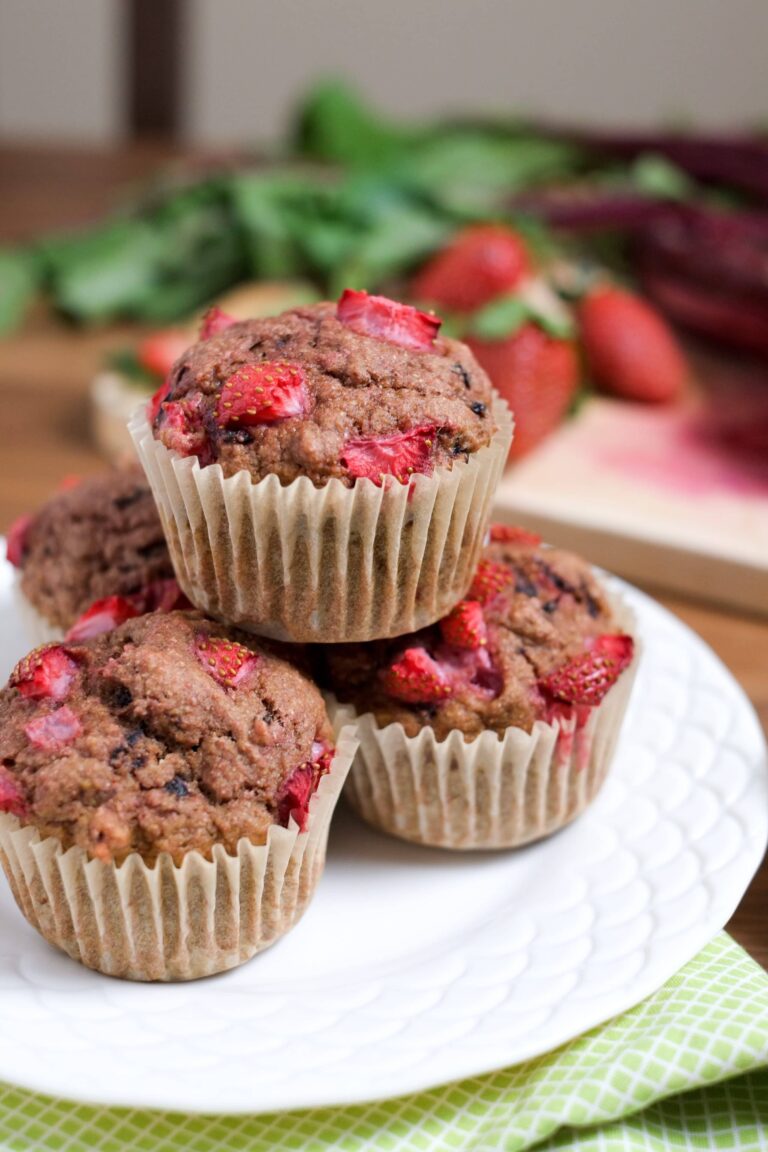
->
1, 932, 766, 1152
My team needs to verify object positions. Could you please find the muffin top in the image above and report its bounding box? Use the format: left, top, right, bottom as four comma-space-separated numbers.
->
0, 612, 334, 865
323, 526, 633, 741
8, 466, 175, 631
151, 293, 496, 487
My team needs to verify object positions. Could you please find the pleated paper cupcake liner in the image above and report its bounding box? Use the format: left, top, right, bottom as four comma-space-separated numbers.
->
12, 576, 64, 647
0, 726, 358, 982
129, 397, 513, 643
327, 597, 638, 851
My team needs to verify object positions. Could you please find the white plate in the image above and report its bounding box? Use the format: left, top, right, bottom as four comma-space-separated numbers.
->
0, 563, 765, 1115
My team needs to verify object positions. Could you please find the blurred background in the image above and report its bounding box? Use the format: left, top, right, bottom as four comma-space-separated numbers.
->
2, 0, 768, 144
1, 0, 768, 616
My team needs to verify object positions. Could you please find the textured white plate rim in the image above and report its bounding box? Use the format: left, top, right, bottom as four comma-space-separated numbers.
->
0, 562, 765, 1115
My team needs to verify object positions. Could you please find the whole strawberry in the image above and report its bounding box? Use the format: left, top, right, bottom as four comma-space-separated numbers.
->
579, 285, 687, 403
411, 225, 530, 314
468, 324, 579, 459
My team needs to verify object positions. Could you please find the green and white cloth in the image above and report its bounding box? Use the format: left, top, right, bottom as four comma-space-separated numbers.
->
0, 933, 766, 1151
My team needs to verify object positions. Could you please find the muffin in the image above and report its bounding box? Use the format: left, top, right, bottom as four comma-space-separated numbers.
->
323, 526, 637, 850
130, 291, 513, 643
0, 611, 356, 980
6, 466, 184, 646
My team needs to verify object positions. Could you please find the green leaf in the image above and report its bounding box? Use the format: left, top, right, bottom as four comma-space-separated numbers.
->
293, 80, 415, 167
332, 204, 452, 295
468, 294, 530, 340
0, 249, 39, 335
106, 349, 157, 386
630, 153, 696, 200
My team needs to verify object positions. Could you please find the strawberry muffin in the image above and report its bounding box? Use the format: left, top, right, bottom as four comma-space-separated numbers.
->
0, 611, 356, 980
323, 526, 637, 850
7, 466, 186, 646
130, 292, 512, 642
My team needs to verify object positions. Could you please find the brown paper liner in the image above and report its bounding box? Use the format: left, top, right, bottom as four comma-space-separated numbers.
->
12, 576, 64, 646
129, 398, 512, 643
327, 597, 638, 851
0, 727, 357, 981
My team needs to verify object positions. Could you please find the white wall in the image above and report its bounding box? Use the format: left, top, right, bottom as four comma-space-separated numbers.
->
0, 0, 765, 146
184, 0, 768, 145
0, 0, 123, 143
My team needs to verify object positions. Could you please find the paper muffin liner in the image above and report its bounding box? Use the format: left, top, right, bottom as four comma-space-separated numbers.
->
0, 727, 357, 982
327, 596, 638, 851
129, 397, 513, 643
12, 575, 64, 646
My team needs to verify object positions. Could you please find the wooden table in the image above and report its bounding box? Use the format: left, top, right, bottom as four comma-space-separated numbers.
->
0, 143, 766, 968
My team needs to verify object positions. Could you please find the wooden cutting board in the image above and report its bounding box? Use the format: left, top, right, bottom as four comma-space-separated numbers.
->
493, 348, 768, 616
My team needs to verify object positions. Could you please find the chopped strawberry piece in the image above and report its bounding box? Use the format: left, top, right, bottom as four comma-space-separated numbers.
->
589, 633, 635, 671
148, 378, 172, 424
310, 739, 334, 778
199, 306, 237, 341
66, 596, 140, 642
25, 706, 81, 751
9, 644, 78, 702
6, 514, 32, 568
277, 766, 314, 831
278, 738, 335, 831
380, 647, 453, 705
337, 289, 441, 351
440, 600, 488, 651
341, 423, 439, 486
0, 767, 26, 818
489, 524, 542, 547
468, 559, 514, 605
132, 578, 191, 614
137, 330, 190, 381
157, 395, 212, 463
194, 634, 259, 689
56, 474, 82, 493
217, 361, 308, 427
542, 634, 634, 707
411, 225, 530, 313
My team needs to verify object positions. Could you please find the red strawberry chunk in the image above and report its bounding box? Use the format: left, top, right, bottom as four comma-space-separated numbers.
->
341, 424, 439, 486
337, 289, 441, 351
217, 361, 308, 427
440, 600, 488, 651
6, 514, 33, 568
277, 738, 335, 831
489, 523, 542, 547
148, 378, 172, 424
468, 559, 514, 605
10, 645, 78, 702
542, 634, 634, 707
66, 596, 140, 642
137, 330, 190, 380
0, 767, 26, 818
199, 306, 237, 341
277, 765, 314, 831
589, 633, 635, 672
132, 578, 191, 614
195, 635, 259, 689
157, 395, 212, 463
380, 647, 453, 705
411, 225, 530, 313
25, 706, 82, 751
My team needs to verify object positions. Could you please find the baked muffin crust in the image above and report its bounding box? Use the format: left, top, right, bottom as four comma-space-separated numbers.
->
14, 467, 172, 630
153, 301, 496, 486
0, 612, 333, 864
323, 532, 629, 741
